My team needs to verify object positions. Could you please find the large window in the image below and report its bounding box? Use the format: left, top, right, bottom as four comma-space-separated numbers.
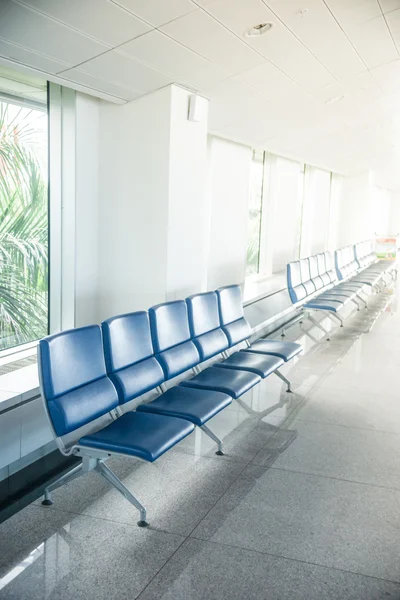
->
269, 156, 304, 273
0, 77, 48, 351
245, 150, 264, 277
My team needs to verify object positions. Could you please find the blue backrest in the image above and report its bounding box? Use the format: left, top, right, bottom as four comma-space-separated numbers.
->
287, 261, 307, 303
308, 255, 324, 290
336, 246, 359, 279
102, 312, 164, 404
299, 258, 316, 295
355, 240, 375, 267
316, 253, 331, 286
38, 326, 118, 437
149, 301, 200, 380
324, 251, 337, 283
216, 285, 252, 346
186, 292, 229, 361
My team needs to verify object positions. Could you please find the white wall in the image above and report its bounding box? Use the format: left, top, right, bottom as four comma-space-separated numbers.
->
75, 93, 100, 327
390, 192, 400, 235
166, 86, 209, 299
207, 136, 251, 290
300, 166, 331, 257
335, 172, 394, 248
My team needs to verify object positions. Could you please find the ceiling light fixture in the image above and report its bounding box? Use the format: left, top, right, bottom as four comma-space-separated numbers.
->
244, 22, 273, 37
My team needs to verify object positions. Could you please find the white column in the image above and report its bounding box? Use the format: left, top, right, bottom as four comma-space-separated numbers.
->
97, 84, 209, 321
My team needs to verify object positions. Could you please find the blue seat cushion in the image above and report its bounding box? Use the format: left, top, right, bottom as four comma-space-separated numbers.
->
180, 366, 260, 399
110, 357, 164, 404
245, 340, 302, 362
78, 411, 194, 462
350, 275, 378, 286
316, 293, 350, 305
137, 386, 232, 426
304, 300, 341, 312
320, 290, 357, 301
336, 282, 366, 292
215, 352, 283, 378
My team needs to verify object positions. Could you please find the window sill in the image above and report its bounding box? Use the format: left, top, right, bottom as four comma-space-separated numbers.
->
0, 364, 40, 413
0, 341, 38, 368
243, 271, 287, 304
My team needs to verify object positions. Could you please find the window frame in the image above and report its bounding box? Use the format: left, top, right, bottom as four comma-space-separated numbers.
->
0, 81, 75, 359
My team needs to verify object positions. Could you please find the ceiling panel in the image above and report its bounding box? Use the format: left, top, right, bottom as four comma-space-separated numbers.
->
340, 70, 384, 101
198, 0, 334, 91
60, 68, 140, 101
119, 30, 227, 91
380, 0, 400, 13
0, 1, 109, 66
385, 9, 400, 51
371, 58, 400, 93
342, 15, 398, 69
265, 0, 367, 80
160, 9, 265, 76
111, 0, 196, 27
239, 61, 324, 119
75, 49, 173, 94
324, 0, 381, 26
0, 38, 69, 74
17, 0, 151, 47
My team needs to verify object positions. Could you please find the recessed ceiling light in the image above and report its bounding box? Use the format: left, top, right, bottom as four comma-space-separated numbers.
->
244, 23, 273, 37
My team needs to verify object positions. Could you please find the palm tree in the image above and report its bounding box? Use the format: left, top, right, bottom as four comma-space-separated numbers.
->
0, 102, 48, 350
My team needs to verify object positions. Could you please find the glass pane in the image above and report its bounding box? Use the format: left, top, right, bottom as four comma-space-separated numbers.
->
246, 150, 264, 277
301, 165, 331, 256
0, 100, 48, 350
270, 156, 304, 273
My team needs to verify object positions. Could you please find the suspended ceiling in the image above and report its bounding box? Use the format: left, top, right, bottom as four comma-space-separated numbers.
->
1, 0, 400, 188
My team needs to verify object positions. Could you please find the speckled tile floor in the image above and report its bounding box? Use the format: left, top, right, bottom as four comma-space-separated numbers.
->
1, 290, 400, 599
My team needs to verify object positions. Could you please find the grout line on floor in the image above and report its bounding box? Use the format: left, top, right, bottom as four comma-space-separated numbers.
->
267, 465, 400, 493
293, 416, 400, 436
185, 535, 400, 587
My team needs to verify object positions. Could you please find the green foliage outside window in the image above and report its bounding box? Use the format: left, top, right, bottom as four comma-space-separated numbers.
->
0, 102, 48, 351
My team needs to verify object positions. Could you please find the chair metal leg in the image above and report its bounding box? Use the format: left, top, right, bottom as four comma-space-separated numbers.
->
201, 424, 224, 455
307, 314, 329, 337
329, 312, 344, 327
351, 298, 360, 310
357, 293, 368, 309
96, 460, 148, 527
42, 463, 84, 506
274, 369, 292, 392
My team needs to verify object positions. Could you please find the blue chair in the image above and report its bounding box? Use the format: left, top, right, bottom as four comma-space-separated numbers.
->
185, 290, 293, 392
354, 240, 394, 276
149, 300, 261, 400
216, 285, 302, 363
102, 311, 232, 455
354, 240, 397, 285
335, 246, 382, 290
38, 325, 194, 527
317, 252, 368, 308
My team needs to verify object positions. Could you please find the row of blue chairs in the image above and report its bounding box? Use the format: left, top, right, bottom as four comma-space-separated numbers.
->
38, 285, 302, 526
287, 240, 396, 331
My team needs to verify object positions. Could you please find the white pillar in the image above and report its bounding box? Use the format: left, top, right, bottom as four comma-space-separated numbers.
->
97, 84, 209, 321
